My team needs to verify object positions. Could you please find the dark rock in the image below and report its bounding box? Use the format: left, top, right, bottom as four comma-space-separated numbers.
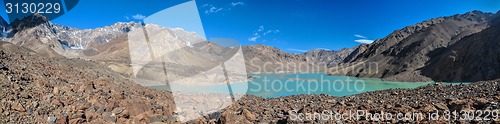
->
209, 111, 221, 121
0, 64, 8, 70
145, 94, 155, 99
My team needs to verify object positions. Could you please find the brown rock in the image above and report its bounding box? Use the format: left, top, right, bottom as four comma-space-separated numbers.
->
84, 111, 98, 122
433, 103, 448, 110
75, 101, 90, 111
112, 107, 125, 115
13, 84, 20, 90
420, 104, 436, 112
51, 99, 63, 107
134, 113, 147, 121
118, 109, 130, 118
53, 87, 59, 94
385, 104, 393, 109
11, 102, 25, 112
242, 109, 256, 121
56, 115, 68, 124
69, 118, 83, 124
102, 112, 117, 123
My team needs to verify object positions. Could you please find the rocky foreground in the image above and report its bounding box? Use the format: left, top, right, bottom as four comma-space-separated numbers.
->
208, 81, 500, 123
0, 41, 499, 123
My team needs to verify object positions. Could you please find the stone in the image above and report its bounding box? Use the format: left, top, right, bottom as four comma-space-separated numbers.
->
473, 98, 489, 109
385, 104, 394, 109
47, 116, 57, 123
448, 99, 471, 111
69, 118, 83, 124
420, 104, 436, 112
209, 111, 221, 121
75, 102, 90, 111
0, 64, 7, 70
102, 112, 117, 123
56, 115, 68, 124
433, 103, 448, 110
12, 102, 25, 112
53, 87, 59, 94
111, 107, 125, 115
51, 99, 63, 107
242, 109, 256, 121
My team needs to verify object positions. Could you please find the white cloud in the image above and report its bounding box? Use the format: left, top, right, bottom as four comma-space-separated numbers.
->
354, 34, 374, 44
205, 7, 224, 14
354, 39, 375, 44
258, 25, 264, 32
248, 35, 260, 42
287, 48, 308, 53
132, 14, 146, 20
263, 29, 280, 36
231, 2, 245, 6
354, 34, 367, 39
124, 16, 130, 20
249, 25, 280, 42
203, 2, 245, 15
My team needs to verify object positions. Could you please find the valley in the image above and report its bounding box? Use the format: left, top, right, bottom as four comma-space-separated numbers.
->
0, 10, 499, 123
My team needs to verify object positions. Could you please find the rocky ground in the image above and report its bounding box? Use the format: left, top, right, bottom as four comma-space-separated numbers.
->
0, 42, 178, 123
209, 81, 500, 123
0, 40, 499, 123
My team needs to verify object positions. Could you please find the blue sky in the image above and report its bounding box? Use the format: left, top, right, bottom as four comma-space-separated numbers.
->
2, 0, 500, 53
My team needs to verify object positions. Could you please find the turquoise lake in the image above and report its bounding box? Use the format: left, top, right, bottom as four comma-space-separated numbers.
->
149, 73, 465, 98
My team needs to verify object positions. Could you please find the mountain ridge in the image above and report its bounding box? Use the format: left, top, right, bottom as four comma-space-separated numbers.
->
332, 10, 500, 82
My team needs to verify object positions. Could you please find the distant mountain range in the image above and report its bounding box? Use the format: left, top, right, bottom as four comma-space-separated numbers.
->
0, 14, 354, 76
2, 10, 500, 82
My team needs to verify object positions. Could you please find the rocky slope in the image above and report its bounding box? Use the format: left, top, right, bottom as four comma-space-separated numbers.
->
0, 41, 179, 123
332, 10, 500, 82
421, 13, 500, 82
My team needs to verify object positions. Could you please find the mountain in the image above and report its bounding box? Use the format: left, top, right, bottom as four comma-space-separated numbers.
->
421, 12, 500, 82
303, 47, 355, 67
242, 45, 355, 73
0, 16, 9, 40
332, 10, 500, 82
242, 45, 310, 73
4, 14, 145, 57
3, 14, 355, 76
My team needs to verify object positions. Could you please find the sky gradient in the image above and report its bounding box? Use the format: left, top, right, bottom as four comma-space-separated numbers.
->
2, 0, 500, 53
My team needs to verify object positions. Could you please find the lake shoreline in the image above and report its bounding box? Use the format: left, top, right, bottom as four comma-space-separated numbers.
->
189, 80, 499, 123
148, 73, 469, 98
